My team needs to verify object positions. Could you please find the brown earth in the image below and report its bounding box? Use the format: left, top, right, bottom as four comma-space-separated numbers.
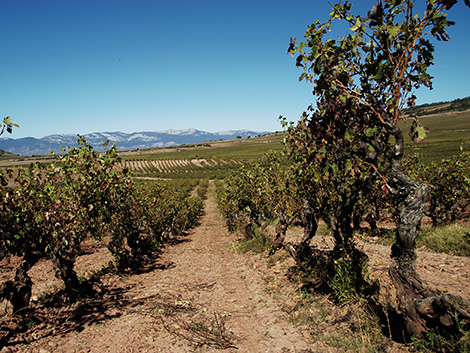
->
1, 184, 469, 352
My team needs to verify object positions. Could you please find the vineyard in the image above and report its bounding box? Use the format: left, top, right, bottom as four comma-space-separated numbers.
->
0, 138, 207, 337
120, 157, 246, 179
2, 0, 470, 349
116, 133, 284, 180
0, 107, 470, 350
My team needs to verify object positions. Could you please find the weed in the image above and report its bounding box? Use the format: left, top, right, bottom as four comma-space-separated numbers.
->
329, 257, 372, 303
77, 272, 86, 282
27, 318, 39, 329
266, 255, 275, 268
236, 227, 272, 254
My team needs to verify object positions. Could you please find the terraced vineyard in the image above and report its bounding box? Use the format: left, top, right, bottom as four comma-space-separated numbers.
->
118, 132, 285, 179
120, 157, 245, 178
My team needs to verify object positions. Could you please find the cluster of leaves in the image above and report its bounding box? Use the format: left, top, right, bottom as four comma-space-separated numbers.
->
0, 117, 18, 136
0, 137, 204, 310
290, 0, 458, 130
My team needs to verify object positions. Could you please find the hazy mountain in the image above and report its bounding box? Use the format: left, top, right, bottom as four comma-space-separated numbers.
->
0, 129, 270, 156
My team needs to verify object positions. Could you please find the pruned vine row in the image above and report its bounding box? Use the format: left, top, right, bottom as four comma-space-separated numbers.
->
120, 158, 245, 177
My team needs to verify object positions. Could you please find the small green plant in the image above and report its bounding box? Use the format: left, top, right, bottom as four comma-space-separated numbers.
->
77, 272, 87, 283
329, 257, 372, 303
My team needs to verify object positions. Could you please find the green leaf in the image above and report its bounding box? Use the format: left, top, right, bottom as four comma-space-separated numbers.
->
350, 17, 361, 32
387, 25, 400, 37
409, 119, 430, 143
365, 126, 377, 137
374, 66, 385, 81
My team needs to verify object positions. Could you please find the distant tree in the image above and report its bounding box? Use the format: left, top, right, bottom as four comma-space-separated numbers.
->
286, 0, 470, 338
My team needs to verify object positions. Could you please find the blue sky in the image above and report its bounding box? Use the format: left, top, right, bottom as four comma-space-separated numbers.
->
1, 1, 469, 139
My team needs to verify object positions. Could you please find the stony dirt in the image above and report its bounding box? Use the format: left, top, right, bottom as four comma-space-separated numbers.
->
1, 184, 469, 353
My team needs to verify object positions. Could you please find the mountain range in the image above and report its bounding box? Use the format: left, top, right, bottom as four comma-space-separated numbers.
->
0, 129, 270, 157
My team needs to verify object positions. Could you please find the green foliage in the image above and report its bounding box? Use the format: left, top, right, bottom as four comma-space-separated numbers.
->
0, 137, 136, 296
217, 154, 302, 238
330, 256, 372, 302
401, 142, 470, 228
289, 0, 457, 129
196, 179, 209, 199
415, 144, 470, 226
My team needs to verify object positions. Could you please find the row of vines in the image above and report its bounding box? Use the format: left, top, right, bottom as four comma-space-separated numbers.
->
121, 158, 245, 179
218, 144, 470, 243
0, 137, 206, 314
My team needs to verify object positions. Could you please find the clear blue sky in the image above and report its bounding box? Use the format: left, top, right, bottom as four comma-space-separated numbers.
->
1, 0, 469, 139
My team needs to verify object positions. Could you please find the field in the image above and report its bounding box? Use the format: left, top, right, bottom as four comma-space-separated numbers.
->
117, 111, 470, 180
400, 110, 470, 163
0, 111, 469, 352
2, 110, 468, 176
120, 110, 469, 174
117, 132, 285, 179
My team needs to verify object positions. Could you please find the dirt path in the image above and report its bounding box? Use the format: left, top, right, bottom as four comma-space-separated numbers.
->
12, 184, 311, 353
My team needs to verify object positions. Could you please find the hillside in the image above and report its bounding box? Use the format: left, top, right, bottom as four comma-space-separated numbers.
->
0, 150, 19, 161
405, 96, 470, 117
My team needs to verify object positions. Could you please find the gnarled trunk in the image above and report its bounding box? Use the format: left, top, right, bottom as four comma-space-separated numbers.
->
294, 199, 318, 257
388, 125, 470, 338
0, 248, 41, 314
53, 234, 80, 301
273, 213, 289, 249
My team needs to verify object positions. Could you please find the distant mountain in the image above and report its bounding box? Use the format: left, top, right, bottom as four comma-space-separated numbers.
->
0, 129, 270, 156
